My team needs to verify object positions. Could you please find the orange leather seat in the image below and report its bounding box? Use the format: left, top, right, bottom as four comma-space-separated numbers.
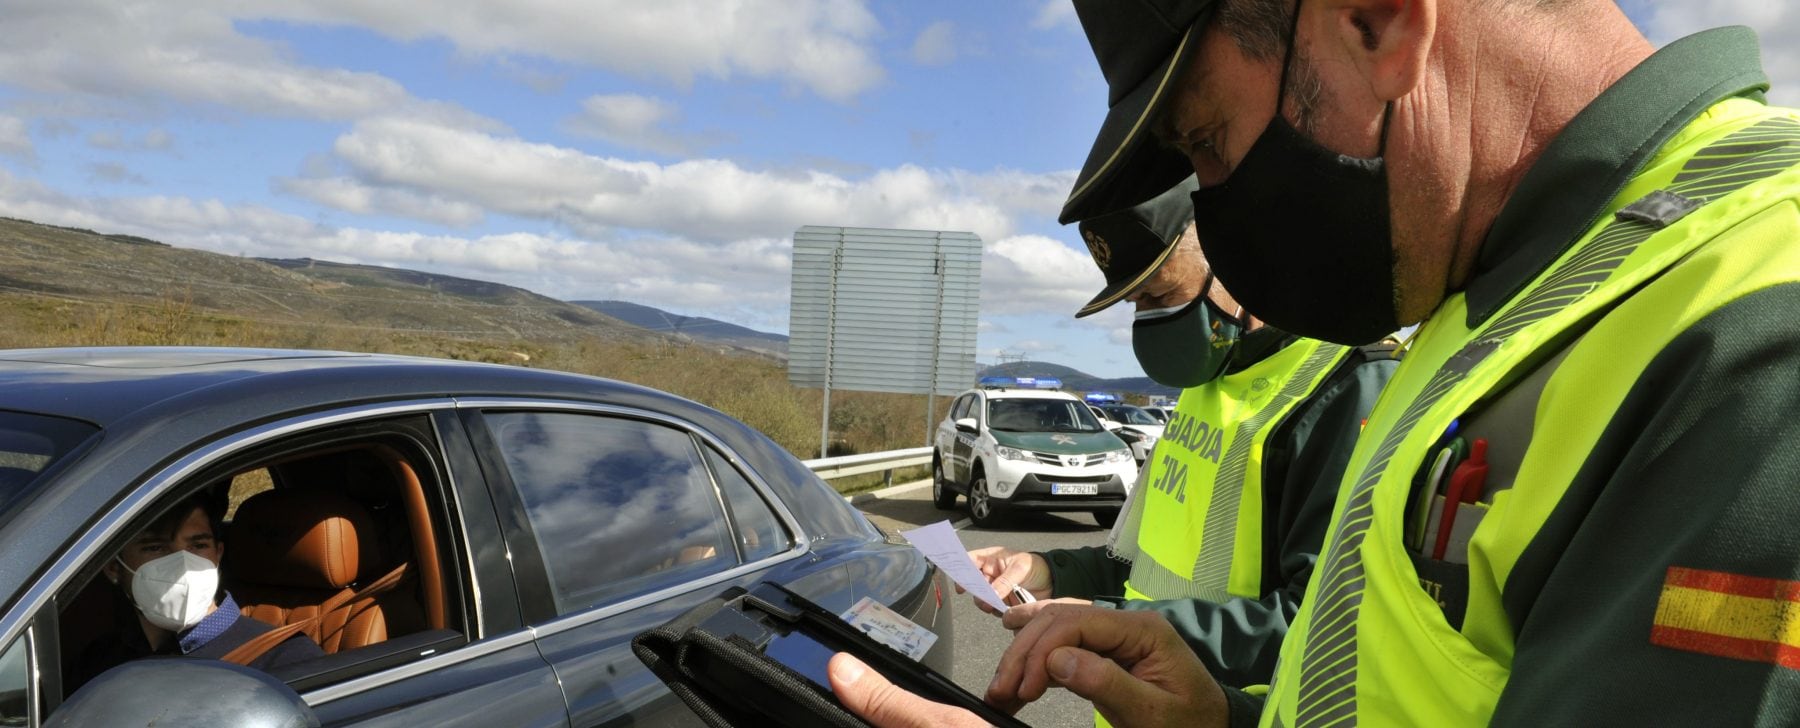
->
227, 488, 404, 653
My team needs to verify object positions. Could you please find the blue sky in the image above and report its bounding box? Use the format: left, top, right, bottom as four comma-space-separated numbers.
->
0, 1, 1790, 378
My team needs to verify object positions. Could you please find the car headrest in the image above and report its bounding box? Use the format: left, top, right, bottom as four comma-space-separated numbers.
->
228, 488, 377, 590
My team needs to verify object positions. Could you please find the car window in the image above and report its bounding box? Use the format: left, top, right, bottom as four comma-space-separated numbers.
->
486, 412, 738, 614
222, 468, 273, 520
1106, 406, 1160, 426
702, 445, 790, 563
987, 399, 1104, 433
0, 410, 97, 509
0, 635, 27, 726
56, 415, 470, 702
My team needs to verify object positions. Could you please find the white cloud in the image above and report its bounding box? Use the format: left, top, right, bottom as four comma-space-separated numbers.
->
250, 0, 887, 102
0, 115, 29, 158
562, 94, 724, 156
277, 176, 487, 227
979, 234, 1104, 316
1635, 3, 1800, 106
87, 162, 148, 186
143, 129, 174, 150
0, 169, 791, 319
1031, 1, 1077, 30
301, 117, 1058, 245
951, 168, 1078, 221
0, 0, 498, 127
911, 21, 958, 66
1009, 339, 1065, 355
88, 128, 175, 152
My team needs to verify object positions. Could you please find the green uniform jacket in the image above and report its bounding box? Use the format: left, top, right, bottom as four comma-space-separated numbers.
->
1224, 27, 1800, 727
1040, 327, 1396, 688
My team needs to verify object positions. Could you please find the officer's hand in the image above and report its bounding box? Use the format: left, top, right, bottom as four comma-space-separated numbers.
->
829, 653, 993, 728
1001, 597, 1093, 627
988, 603, 1228, 728
964, 546, 1050, 614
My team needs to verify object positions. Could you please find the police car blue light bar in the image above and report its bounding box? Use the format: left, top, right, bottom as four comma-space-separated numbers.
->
978, 376, 1063, 390
1084, 392, 1120, 403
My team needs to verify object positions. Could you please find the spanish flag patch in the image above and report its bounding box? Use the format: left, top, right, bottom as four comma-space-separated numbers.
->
1651, 566, 1800, 670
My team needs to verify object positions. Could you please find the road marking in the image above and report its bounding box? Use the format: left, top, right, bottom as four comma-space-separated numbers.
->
844, 478, 931, 506
951, 518, 972, 530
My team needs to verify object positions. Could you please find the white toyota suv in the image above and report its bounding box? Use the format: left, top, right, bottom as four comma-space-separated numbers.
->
932, 377, 1138, 528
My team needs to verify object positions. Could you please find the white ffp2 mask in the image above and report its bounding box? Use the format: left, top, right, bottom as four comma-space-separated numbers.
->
118, 551, 219, 632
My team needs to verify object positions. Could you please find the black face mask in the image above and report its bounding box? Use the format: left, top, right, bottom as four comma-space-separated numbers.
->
1188, 10, 1399, 346
1132, 298, 1243, 389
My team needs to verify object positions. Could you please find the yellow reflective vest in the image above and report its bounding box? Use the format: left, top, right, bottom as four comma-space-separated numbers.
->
1261, 99, 1800, 726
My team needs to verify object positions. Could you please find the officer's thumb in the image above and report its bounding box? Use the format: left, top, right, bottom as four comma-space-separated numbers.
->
1048, 646, 1162, 723
829, 653, 987, 728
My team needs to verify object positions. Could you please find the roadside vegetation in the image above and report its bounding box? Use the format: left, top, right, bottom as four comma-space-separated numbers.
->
0, 291, 942, 490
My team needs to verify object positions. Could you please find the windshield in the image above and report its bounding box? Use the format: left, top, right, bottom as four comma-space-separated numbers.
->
986, 398, 1104, 433
0, 410, 98, 508
1103, 406, 1161, 426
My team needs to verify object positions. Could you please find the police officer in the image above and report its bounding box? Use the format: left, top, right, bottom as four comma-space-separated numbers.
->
966, 178, 1396, 693
832, 0, 1800, 726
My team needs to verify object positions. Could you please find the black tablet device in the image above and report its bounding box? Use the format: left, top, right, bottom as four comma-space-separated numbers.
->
634, 581, 1029, 728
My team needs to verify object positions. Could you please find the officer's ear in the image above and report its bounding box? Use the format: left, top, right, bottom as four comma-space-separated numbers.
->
1319, 0, 1434, 104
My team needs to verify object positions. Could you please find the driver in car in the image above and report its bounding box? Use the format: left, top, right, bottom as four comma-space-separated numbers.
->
73, 496, 323, 686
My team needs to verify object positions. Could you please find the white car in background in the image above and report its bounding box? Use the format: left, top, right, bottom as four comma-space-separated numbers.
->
933, 378, 1137, 528
1097, 404, 1166, 467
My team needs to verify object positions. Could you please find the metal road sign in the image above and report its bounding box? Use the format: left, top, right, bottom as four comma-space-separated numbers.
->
788, 226, 982, 457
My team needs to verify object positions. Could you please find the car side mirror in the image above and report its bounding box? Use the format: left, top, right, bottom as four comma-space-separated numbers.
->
49, 660, 319, 728
1102, 420, 1122, 431
954, 418, 978, 434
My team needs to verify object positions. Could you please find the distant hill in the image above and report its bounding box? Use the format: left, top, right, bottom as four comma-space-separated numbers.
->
979, 360, 1176, 399
0, 216, 661, 345
573, 300, 788, 359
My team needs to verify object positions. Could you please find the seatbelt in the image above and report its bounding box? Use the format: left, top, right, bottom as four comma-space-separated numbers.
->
221, 563, 410, 666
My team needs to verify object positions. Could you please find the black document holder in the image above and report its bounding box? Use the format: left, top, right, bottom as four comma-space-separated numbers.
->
633, 581, 1030, 728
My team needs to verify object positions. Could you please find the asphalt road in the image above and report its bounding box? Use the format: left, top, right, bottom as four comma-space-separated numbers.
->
856, 480, 1111, 728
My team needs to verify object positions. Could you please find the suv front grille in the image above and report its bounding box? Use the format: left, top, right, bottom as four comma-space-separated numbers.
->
1030, 452, 1105, 467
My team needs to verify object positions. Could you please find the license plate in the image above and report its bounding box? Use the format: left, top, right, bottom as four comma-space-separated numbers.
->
1050, 483, 1098, 496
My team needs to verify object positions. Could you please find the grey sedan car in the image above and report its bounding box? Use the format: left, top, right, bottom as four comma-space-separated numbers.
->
0, 347, 949, 726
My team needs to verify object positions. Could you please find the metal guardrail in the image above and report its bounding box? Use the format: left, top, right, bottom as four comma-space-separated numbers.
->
803, 446, 933, 482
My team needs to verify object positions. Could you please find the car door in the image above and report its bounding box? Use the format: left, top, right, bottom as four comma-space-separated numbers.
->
25, 405, 567, 728
942, 394, 973, 482
934, 396, 959, 480
951, 394, 980, 484
301, 410, 568, 728
464, 404, 809, 728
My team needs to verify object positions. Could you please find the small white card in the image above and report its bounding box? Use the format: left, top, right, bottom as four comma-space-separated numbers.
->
842, 596, 939, 661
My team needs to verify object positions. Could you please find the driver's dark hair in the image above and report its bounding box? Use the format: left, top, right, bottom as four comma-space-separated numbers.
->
140, 495, 222, 542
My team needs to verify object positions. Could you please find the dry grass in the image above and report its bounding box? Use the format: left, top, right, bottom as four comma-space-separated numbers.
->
0, 291, 949, 472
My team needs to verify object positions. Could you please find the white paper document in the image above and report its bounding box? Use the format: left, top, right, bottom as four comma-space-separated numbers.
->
898, 520, 1010, 612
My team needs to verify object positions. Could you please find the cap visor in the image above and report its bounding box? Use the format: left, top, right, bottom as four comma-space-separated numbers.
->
1072, 240, 1183, 318
1060, 21, 1206, 225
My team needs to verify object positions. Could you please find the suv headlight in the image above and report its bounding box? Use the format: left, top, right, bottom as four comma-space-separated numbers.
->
1104, 449, 1133, 463
997, 446, 1033, 462
1114, 428, 1144, 443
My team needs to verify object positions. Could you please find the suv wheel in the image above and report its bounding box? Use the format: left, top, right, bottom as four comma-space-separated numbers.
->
932, 458, 956, 510
969, 471, 1001, 528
